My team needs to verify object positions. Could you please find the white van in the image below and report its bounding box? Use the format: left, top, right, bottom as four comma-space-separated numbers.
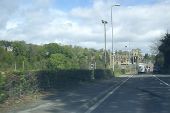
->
138, 63, 146, 73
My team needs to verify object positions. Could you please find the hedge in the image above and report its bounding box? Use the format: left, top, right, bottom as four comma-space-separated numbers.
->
0, 69, 113, 103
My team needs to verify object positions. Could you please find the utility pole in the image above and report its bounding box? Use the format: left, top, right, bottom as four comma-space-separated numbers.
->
102, 20, 108, 69
132, 49, 134, 64
14, 62, 16, 71
111, 4, 120, 72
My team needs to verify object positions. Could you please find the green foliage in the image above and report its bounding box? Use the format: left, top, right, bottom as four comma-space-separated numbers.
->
0, 73, 7, 103
0, 48, 13, 71
0, 40, 109, 71
155, 53, 164, 67
113, 64, 124, 77
47, 53, 72, 70
0, 40, 114, 104
94, 69, 113, 79
0, 71, 38, 103
37, 69, 113, 89
37, 70, 91, 89
158, 33, 170, 72
0, 69, 113, 103
143, 53, 155, 63
12, 41, 27, 57
0, 73, 6, 87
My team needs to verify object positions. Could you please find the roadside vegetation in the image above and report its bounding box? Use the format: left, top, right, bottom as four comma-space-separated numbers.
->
0, 40, 110, 71
0, 37, 161, 104
154, 33, 170, 74
0, 40, 114, 104
0, 69, 113, 103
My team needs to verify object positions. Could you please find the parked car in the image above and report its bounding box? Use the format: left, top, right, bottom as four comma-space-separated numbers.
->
153, 66, 161, 73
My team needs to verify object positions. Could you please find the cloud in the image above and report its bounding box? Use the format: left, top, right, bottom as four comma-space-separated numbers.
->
0, 0, 20, 29
0, 0, 170, 53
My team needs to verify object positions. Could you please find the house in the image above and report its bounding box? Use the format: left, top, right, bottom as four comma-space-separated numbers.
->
114, 49, 143, 65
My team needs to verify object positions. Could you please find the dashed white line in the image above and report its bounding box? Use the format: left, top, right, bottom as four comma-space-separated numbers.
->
84, 75, 133, 113
153, 75, 170, 87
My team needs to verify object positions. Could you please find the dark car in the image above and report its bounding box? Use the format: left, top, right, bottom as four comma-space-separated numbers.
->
153, 66, 161, 74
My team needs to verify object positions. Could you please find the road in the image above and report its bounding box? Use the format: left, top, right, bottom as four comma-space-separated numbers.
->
6, 74, 170, 113
89, 74, 170, 113
6, 77, 125, 113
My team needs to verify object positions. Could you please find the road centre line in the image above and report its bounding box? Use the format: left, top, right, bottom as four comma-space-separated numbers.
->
153, 75, 170, 87
84, 75, 133, 113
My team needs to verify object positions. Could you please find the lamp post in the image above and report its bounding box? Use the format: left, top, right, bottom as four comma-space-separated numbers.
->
102, 20, 108, 69
111, 4, 120, 71
125, 45, 130, 65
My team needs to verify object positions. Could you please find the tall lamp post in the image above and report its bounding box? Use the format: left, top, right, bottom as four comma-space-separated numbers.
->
111, 4, 120, 71
102, 20, 108, 69
125, 45, 130, 65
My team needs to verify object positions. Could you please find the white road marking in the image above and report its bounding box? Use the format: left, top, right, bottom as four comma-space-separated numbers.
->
153, 75, 170, 87
18, 103, 53, 113
139, 87, 169, 89
84, 75, 133, 113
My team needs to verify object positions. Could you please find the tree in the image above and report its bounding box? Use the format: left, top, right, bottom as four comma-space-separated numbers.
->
0, 47, 14, 70
158, 33, 170, 72
47, 53, 72, 70
0, 40, 108, 71
0, 40, 11, 51
44, 43, 62, 57
12, 41, 27, 57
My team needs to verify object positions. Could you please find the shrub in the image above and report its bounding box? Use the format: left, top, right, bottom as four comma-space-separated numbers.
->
0, 73, 7, 103
94, 69, 113, 80
37, 69, 92, 89
0, 69, 114, 103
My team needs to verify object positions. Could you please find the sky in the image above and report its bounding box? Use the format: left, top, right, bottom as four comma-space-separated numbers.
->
0, 0, 170, 53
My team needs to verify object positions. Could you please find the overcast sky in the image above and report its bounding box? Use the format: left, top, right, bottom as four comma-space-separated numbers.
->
0, 0, 170, 53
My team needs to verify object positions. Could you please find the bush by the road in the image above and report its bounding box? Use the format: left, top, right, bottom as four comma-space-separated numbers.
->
0, 69, 113, 103
37, 69, 114, 89
37, 69, 92, 89
94, 69, 113, 80
0, 71, 38, 103
0, 73, 7, 103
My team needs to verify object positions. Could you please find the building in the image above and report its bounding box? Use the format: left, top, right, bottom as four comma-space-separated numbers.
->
114, 51, 130, 65
131, 49, 143, 64
114, 49, 143, 65
0, 46, 13, 52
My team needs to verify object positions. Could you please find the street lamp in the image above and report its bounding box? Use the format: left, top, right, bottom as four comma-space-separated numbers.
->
102, 20, 108, 69
125, 45, 130, 65
125, 45, 128, 65
111, 4, 120, 72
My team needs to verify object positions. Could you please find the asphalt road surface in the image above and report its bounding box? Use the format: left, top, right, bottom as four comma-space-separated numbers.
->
89, 74, 170, 113
6, 74, 170, 113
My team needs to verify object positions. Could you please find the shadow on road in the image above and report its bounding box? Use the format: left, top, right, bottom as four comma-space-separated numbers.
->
35, 78, 122, 113
8, 75, 170, 113
91, 76, 170, 113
